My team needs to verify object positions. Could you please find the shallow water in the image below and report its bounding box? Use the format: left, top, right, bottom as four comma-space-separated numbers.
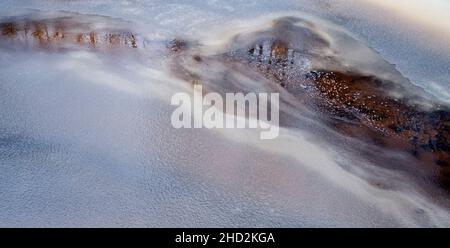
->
0, 0, 449, 227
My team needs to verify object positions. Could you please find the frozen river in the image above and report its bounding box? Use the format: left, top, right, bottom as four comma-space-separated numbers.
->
0, 0, 450, 227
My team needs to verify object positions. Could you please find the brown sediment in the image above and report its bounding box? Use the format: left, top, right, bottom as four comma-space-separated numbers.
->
0, 17, 140, 50
311, 72, 450, 162
89, 32, 96, 46
269, 40, 289, 60
1, 22, 17, 36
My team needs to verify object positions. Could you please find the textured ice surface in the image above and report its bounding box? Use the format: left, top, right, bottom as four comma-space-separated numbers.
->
1, 0, 450, 227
